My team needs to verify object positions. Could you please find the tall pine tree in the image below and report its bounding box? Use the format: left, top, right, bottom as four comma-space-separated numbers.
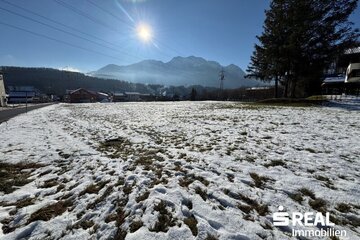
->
247, 0, 359, 97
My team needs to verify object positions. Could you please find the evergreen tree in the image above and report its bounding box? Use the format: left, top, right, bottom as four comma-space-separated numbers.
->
247, 0, 359, 97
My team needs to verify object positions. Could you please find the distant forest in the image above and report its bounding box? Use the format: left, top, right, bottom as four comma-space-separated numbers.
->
1, 66, 153, 96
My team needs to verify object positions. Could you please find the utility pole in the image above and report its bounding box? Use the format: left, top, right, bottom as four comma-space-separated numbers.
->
218, 68, 225, 99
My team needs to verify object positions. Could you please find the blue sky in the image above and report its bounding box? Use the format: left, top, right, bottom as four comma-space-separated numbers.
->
0, 0, 359, 72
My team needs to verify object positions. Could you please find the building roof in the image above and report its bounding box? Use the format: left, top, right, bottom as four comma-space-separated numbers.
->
9, 91, 36, 97
113, 93, 125, 97
125, 92, 141, 95
69, 88, 97, 96
97, 92, 109, 97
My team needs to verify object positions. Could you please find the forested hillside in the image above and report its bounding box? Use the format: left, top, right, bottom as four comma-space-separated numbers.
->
1, 66, 151, 96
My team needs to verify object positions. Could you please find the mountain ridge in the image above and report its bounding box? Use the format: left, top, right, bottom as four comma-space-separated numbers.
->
91, 56, 261, 88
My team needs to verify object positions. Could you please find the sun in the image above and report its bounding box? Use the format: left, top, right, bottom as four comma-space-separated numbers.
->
136, 23, 152, 42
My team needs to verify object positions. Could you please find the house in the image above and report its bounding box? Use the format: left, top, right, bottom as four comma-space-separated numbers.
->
7, 86, 36, 104
139, 93, 156, 101
124, 92, 141, 101
67, 88, 99, 103
0, 73, 7, 107
112, 92, 156, 102
322, 47, 360, 95
112, 92, 126, 102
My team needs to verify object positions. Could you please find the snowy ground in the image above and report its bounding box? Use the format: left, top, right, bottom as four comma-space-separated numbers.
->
0, 101, 359, 240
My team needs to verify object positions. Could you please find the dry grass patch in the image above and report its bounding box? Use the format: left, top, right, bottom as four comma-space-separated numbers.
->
299, 188, 316, 199
195, 187, 208, 201
205, 234, 219, 240
39, 179, 58, 188
80, 180, 110, 196
123, 183, 134, 195
182, 199, 193, 210
28, 200, 73, 223
2, 197, 36, 209
113, 197, 130, 240
57, 184, 66, 192
116, 177, 125, 186
38, 169, 52, 177
16, 197, 35, 207
289, 192, 304, 203
237, 204, 253, 214
264, 160, 286, 168
309, 198, 327, 213
232, 193, 269, 216
179, 177, 194, 188
105, 213, 117, 223
135, 155, 154, 168
315, 175, 336, 189
68, 182, 80, 191
179, 174, 209, 188
136, 191, 150, 203
129, 220, 143, 233
227, 173, 235, 182
254, 204, 269, 216
336, 203, 352, 213
150, 200, 177, 233
249, 172, 272, 188
58, 192, 73, 201
184, 214, 198, 236
74, 219, 95, 230
87, 185, 114, 210
242, 156, 256, 163
58, 152, 71, 159
1, 217, 16, 234
0, 162, 45, 194
98, 137, 134, 159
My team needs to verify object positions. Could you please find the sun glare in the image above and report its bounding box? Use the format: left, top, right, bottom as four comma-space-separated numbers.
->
136, 23, 152, 42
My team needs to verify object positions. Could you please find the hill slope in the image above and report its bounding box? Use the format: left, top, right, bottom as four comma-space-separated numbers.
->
0, 67, 153, 96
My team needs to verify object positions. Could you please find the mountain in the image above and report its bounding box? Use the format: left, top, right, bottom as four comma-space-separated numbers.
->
90, 56, 261, 88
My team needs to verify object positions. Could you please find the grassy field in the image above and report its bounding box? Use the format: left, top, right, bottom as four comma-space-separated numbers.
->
0, 101, 359, 240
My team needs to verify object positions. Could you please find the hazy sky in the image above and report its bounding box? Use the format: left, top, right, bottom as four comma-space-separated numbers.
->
0, 0, 359, 72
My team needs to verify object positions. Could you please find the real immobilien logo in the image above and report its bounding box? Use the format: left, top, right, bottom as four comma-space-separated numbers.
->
273, 206, 347, 238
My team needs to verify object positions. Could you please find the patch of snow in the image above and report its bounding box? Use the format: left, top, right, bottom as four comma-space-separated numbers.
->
0, 102, 359, 239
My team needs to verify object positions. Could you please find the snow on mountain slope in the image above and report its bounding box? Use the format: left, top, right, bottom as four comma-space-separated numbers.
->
0, 102, 359, 239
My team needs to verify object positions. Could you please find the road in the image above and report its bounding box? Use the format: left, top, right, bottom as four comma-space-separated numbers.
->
0, 103, 53, 124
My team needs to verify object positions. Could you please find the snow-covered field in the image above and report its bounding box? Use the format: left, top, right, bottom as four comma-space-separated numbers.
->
0, 101, 359, 240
